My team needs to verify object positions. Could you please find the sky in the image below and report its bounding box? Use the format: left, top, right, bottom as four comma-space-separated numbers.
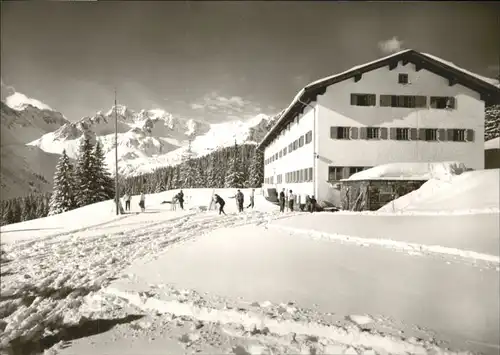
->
1, 1, 499, 123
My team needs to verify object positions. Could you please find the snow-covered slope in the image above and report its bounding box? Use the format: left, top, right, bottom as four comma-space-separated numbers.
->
30, 108, 275, 177
1, 188, 498, 355
0, 98, 70, 199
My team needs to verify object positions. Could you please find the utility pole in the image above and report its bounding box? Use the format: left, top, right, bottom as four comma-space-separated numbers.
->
114, 89, 120, 215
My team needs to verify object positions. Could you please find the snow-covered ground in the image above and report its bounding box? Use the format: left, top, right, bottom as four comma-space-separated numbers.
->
1, 185, 499, 355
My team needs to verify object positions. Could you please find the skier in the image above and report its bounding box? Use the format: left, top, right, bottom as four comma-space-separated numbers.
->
214, 194, 226, 215
123, 193, 131, 211
171, 195, 178, 211
236, 189, 244, 213
279, 188, 286, 213
309, 195, 317, 213
139, 192, 146, 212
177, 190, 184, 210
246, 188, 255, 209
299, 192, 307, 211
288, 189, 295, 211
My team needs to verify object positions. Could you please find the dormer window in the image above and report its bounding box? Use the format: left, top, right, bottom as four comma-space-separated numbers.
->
398, 74, 409, 84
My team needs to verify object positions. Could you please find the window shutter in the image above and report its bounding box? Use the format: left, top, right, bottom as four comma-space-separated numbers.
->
409, 128, 418, 140
380, 127, 388, 139
447, 97, 456, 109
380, 95, 390, 107
350, 127, 359, 139
446, 129, 454, 141
438, 129, 447, 142
350, 94, 356, 105
330, 126, 338, 139
389, 127, 397, 139
418, 128, 426, 141
466, 129, 475, 142
416, 96, 427, 108
359, 127, 368, 139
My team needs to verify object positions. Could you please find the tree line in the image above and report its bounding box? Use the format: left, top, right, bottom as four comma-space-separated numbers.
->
119, 142, 263, 195
1, 141, 264, 225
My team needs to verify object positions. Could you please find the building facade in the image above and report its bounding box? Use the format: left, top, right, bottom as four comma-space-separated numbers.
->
258, 50, 500, 206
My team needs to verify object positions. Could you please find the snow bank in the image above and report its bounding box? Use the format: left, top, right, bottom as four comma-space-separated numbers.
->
379, 169, 500, 213
109, 224, 499, 354
485, 137, 500, 150
346, 161, 467, 181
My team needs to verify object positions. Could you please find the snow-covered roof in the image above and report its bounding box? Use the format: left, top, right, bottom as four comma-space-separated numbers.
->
485, 137, 500, 150
258, 49, 500, 150
343, 162, 468, 181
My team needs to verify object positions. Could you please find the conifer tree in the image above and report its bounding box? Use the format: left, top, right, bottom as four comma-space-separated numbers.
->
224, 142, 245, 188
91, 141, 115, 203
49, 149, 77, 215
75, 136, 95, 207
247, 148, 264, 188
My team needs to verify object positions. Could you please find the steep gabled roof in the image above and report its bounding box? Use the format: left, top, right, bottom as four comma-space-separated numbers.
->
258, 49, 500, 150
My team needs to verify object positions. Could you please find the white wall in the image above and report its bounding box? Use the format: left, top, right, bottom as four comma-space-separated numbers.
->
263, 104, 315, 200
315, 62, 485, 204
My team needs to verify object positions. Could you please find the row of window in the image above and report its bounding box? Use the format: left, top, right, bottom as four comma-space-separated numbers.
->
328, 166, 370, 182
330, 126, 474, 142
264, 167, 314, 185
264, 130, 312, 165
351, 94, 456, 109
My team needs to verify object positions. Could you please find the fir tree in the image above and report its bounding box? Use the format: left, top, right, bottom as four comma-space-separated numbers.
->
75, 136, 95, 207
247, 148, 264, 188
224, 142, 245, 188
91, 141, 115, 203
195, 162, 206, 187
49, 149, 77, 215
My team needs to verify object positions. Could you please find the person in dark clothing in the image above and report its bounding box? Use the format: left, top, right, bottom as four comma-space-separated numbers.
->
177, 190, 184, 210
305, 195, 311, 212
214, 194, 226, 215
309, 195, 317, 213
279, 188, 286, 213
236, 190, 244, 213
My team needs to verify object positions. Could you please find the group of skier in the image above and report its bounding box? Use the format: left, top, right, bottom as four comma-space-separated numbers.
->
122, 187, 316, 215
213, 188, 255, 215
122, 192, 146, 212
278, 188, 317, 213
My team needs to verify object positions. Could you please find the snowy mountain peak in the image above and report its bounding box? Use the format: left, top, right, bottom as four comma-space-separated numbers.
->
4, 92, 54, 112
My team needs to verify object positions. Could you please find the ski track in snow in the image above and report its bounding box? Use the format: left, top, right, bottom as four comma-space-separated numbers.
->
0, 209, 488, 355
0, 209, 295, 354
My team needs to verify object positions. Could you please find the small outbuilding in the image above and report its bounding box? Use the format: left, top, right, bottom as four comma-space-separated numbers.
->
339, 162, 468, 211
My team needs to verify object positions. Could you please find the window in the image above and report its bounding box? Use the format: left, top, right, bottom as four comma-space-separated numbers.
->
283, 147, 287, 156
275, 153, 278, 160
430, 96, 456, 109
331, 126, 351, 139
328, 167, 344, 181
424, 129, 438, 141
396, 128, 410, 141
279, 151, 282, 158
449, 129, 466, 142
308, 168, 313, 182
398, 73, 409, 84
293, 140, 298, 150
367, 127, 380, 140
380, 95, 427, 108
305, 131, 312, 144
351, 94, 376, 106
299, 136, 304, 147
349, 167, 364, 176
